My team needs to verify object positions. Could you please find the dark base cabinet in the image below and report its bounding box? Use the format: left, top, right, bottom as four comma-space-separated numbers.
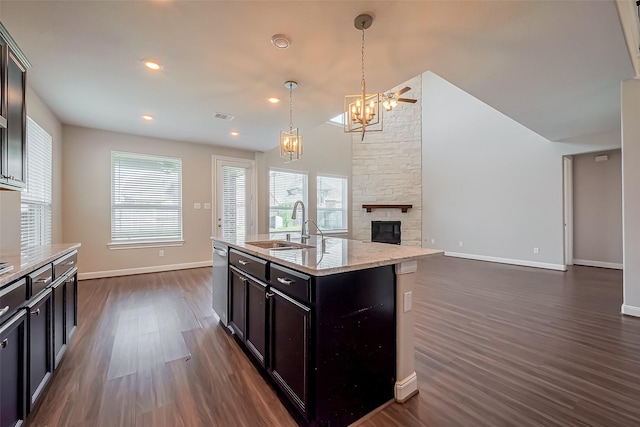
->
65, 273, 78, 340
228, 248, 395, 427
0, 310, 27, 427
51, 278, 66, 368
26, 288, 52, 413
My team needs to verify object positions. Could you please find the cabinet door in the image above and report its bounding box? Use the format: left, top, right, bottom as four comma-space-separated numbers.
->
0, 310, 27, 427
3, 50, 26, 188
65, 273, 78, 340
269, 289, 311, 418
27, 289, 52, 412
228, 268, 246, 340
245, 278, 267, 366
52, 278, 66, 368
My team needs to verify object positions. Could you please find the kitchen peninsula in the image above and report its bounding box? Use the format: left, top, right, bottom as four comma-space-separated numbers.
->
212, 234, 442, 427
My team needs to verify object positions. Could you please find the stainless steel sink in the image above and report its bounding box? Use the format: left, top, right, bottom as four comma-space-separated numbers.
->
246, 240, 314, 250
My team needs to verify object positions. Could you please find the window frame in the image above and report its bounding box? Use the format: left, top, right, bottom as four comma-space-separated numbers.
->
316, 174, 349, 233
109, 150, 184, 249
268, 168, 309, 233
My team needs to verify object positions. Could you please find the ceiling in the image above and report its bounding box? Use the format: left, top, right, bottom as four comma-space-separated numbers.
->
0, 1, 633, 152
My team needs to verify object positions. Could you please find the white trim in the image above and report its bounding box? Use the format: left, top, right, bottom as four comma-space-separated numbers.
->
78, 261, 212, 280
212, 155, 257, 238
563, 156, 573, 266
573, 259, 623, 270
444, 252, 567, 271
108, 240, 185, 250
394, 371, 418, 403
621, 304, 640, 317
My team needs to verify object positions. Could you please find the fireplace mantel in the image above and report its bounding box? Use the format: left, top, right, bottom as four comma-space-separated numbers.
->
362, 204, 413, 213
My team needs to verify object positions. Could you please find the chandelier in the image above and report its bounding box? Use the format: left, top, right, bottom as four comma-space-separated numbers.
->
344, 14, 382, 141
280, 80, 303, 162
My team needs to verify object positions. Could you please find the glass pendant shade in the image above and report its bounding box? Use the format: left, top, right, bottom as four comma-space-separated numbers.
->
280, 128, 302, 162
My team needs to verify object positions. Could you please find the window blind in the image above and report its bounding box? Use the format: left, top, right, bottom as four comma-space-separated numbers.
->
221, 165, 247, 241
21, 117, 52, 250
317, 175, 348, 231
269, 169, 308, 232
111, 151, 182, 243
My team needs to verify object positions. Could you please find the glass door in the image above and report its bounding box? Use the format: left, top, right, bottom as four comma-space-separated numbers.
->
214, 157, 255, 240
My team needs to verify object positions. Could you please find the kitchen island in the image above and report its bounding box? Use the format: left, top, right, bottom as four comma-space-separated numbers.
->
212, 234, 442, 427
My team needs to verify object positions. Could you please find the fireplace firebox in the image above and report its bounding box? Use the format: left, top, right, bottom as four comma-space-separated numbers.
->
371, 221, 401, 245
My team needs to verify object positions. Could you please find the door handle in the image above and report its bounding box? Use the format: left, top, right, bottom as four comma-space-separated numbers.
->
1, 338, 7, 349
31, 308, 40, 316
0, 305, 9, 316
277, 277, 294, 286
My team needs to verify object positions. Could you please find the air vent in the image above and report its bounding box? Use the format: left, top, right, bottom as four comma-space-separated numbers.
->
213, 112, 235, 121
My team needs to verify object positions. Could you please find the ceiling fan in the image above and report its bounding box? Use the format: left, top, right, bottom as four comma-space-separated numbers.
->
382, 87, 417, 111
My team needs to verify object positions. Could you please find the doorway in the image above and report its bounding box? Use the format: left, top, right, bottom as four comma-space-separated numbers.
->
213, 156, 256, 240
563, 156, 573, 268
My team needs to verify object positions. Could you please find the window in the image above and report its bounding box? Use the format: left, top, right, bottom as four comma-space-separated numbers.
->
21, 117, 52, 250
317, 175, 348, 231
111, 151, 182, 245
269, 169, 308, 232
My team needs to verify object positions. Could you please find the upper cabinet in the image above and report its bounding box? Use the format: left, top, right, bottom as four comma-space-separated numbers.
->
0, 22, 30, 191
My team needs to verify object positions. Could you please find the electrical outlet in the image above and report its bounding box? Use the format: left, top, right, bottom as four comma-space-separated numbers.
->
459, 241, 463, 247
194, 202, 201, 210
159, 250, 164, 257
431, 239, 435, 244
403, 291, 412, 313
204, 203, 211, 210
533, 247, 539, 254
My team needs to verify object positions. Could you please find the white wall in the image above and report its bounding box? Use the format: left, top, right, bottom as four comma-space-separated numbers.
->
62, 125, 254, 277
621, 79, 640, 316
256, 122, 352, 235
0, 86, 62, 251
572, 149, 622, 268
351, 75, 423, 246
421, 71, 619, 270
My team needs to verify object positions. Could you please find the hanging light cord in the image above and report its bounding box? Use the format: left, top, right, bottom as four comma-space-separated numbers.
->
361, 27, 366, 90
289, 83, 293, 132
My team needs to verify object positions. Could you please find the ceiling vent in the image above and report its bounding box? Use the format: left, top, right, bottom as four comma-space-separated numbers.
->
213, 112, 235, 121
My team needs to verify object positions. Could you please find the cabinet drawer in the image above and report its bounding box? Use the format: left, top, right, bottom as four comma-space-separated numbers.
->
270, 264, 310, 303
0, 278, 26, 323
28, 264, 53, 298
230, 250, 267, 281
53, 251, 77, 280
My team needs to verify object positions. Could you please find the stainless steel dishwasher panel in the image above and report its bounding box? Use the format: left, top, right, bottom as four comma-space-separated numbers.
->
212, 242, 229, 326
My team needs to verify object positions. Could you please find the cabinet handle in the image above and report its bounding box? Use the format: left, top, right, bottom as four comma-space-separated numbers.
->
65, 260, 75, 266
277, 277, 294, 286
265, 292, 274, 299
0, 305, 9, 316
36, 276, 52, 284
238, 260, 249, 266
1, 338, 7, 349
31, 308, 40, 316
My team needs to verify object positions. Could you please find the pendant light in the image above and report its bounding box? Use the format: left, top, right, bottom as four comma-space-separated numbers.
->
280, 80, 303, 162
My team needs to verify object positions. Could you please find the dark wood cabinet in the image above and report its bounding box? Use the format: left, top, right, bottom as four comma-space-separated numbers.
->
269, 288, 310, 417
65, 273, 78, 341
245, 276, 267, 367
0, 310, 27, 427
228, 268, 246, 340
0, 23, 29, 191
51, 278, 66, 368
26, 288, 52, 412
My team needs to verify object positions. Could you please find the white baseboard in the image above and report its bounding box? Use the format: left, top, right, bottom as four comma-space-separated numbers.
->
394, 371, 418, 403
573, 259, 623, 270
444, 252, 566, 271
621, 304, 640, 317
78, 261, 212, 280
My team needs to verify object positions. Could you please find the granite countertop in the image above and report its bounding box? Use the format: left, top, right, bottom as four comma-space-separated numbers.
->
0, 243, 81, 287
212, 234, 443, 276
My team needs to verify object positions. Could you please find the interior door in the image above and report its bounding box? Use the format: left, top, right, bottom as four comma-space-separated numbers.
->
214, 157, 255, 240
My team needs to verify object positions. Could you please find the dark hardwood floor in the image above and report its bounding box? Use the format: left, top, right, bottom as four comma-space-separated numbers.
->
27, 257, 640, 427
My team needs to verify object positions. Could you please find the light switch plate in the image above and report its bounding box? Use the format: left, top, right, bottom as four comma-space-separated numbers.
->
194, 202, 201, 209
204, 203, 211, 210
403, 291, 412, 313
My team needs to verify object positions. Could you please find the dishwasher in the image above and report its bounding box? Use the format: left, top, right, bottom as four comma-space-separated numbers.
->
212, 242, 229, 328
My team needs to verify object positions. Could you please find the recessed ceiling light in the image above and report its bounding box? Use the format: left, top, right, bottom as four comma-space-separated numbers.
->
271, 34, 290, 49
142, 115, 154, 121
268, 97, 280, 104
143, 60, 161, 70
230, 131, 239, 137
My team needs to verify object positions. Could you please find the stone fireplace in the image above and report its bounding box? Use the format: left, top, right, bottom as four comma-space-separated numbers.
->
351, 74, 422, 246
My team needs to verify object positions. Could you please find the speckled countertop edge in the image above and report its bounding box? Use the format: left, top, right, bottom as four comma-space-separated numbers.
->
0, 243, 81, 287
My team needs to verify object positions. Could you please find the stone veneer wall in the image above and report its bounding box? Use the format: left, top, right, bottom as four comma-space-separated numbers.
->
351, 74, 422, 246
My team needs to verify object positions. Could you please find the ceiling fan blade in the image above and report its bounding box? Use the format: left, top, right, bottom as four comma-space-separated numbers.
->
395, 87, 411, 96
397, 98, 417, 103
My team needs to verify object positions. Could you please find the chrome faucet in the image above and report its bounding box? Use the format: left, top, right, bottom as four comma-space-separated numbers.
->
291, 200, 309, 240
